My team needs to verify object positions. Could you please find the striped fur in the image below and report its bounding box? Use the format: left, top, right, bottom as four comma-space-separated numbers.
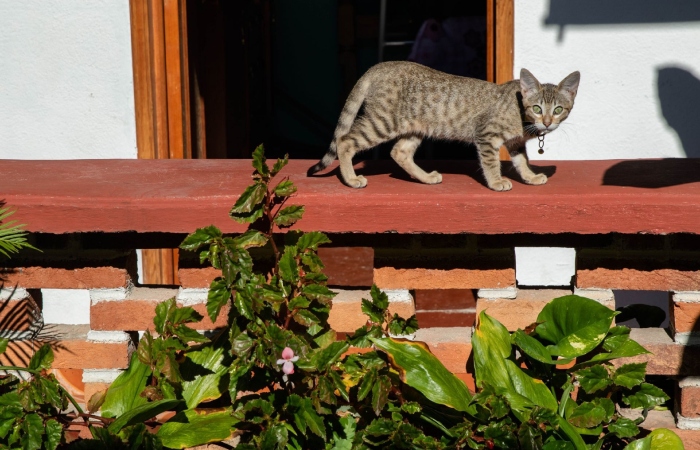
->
308, 61, 580, 191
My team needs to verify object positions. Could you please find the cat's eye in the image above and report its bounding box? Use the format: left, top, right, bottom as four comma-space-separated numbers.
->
533, 105, 542, 114
554, 106, 563, 114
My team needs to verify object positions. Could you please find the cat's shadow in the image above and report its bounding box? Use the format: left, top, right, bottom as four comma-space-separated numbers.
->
309, 160, 557, 189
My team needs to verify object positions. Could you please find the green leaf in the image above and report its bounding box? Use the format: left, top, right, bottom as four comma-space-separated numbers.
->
279, 246, 299, 283
512, 329, 565, 365
252, 144, 270, 177
357, 369, 376, 401
230, 204, 264, 224
108, 399, 183, 434
584, 338, 650, 365
297, 232, 331, 251
0, 338, 8, 355
613, 363, 647, 389
20, 413, 43, 450
331, 415, 356, 450
232, 230, 268, 249
536, 295, 617, 358
45, 419, 63, 450
371, 374, 391, 416
622, 428, 684, 450
575, 365, 611, 394
274, 179, 297, 197
157, 408, 238, 449
287, 395, 326, 439
274, 205, 305, 227
302, 284, 336, 303
234, 291, 254, 320
27, 344, 53, 371
206, 278, 230, 322
609, 417, 640, 439
567, 401, 606, 428
622, 383, 669, 409
271, 154, 289, 176
181, 345, 229, 408
101, 353, 151, 418
231, 181, 267, 217
310, 341, 349, 371
371, 337, 474, 413
292, 310, 319, 327
180, 226, 222, 251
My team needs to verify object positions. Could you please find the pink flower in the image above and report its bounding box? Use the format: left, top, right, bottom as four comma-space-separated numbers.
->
276, 347, 299, 381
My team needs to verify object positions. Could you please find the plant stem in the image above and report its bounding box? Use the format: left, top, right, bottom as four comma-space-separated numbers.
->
0, 365, 39, 374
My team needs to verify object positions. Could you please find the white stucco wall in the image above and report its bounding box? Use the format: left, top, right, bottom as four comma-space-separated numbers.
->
515, 1, 700, 160
0, 1, 137, 160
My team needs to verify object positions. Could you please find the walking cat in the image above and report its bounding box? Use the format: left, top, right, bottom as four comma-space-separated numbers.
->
308, 61, 580, 191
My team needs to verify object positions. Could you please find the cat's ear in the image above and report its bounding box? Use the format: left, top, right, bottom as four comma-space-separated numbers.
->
520, 69, 541, 97
558, 71, 580, 101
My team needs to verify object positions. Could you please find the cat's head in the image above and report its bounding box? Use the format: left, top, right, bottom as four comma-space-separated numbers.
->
520, 69, 580, 136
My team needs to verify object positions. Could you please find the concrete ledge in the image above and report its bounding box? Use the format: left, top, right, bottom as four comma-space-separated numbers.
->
5, 158, 700, 235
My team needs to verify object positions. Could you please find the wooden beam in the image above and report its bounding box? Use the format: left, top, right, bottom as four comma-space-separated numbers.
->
130, 0, 192, 284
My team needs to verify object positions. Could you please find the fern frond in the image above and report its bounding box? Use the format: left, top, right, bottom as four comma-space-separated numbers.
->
0, 207, 38, 258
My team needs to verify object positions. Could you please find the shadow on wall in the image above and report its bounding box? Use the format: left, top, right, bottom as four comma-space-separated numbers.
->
658, 67, 700, 158
543, 0, 700, 40
601, 67, 700, 188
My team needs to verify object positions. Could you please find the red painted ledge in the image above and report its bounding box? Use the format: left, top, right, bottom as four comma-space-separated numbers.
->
2, 158, 700, 235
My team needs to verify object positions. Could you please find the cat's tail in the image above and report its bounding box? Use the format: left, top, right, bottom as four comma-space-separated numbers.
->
307, 76, 372, 176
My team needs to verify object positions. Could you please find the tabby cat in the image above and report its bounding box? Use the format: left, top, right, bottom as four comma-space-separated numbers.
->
307, 61, 580, 191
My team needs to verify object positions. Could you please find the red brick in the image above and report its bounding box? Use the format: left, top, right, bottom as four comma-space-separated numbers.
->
178, 267, 220, 289
0, 325, 132, 370
679, 386, 700, 418
415, 289, 477, 310
416, 311, 475, 328
2, 267, 130, 289
615, 328, 700, 376
317, 247, 374, 287
374, 268, 514, 290
577, 268, 700, 291
671, 301, 700, 334
0, 297, 41, 332
328, 290, 415, 334
91, 300, 229, 331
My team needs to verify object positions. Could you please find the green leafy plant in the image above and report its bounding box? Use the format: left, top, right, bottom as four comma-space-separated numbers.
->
377, 295, 684, 449
0, 341, 86, 450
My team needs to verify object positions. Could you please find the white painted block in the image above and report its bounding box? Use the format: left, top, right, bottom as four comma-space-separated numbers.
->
87, 330, 130, 343
477, 288, 518, 299
90, 287, 131, 303
177, 288, 209, 306
515, 247, 576, 287
677, 414, 700, 430
381, 289, 413, 303
83, 369, 123, 384
41, 289, 90, 325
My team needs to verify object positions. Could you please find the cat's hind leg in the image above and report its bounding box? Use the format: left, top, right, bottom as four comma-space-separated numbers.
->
389, 136, 442, 184
337, 118, 394, 188
508, 145, 547, 185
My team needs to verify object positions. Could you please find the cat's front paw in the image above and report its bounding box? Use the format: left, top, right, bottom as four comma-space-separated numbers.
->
425, 171, 442, 184
346, 175, 368, 188
488, 179, 513, 191
526, 173, 548, 185
489, 178, 513, 191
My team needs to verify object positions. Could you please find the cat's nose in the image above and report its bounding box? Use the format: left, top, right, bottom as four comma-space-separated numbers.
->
543, 119, 552, 128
